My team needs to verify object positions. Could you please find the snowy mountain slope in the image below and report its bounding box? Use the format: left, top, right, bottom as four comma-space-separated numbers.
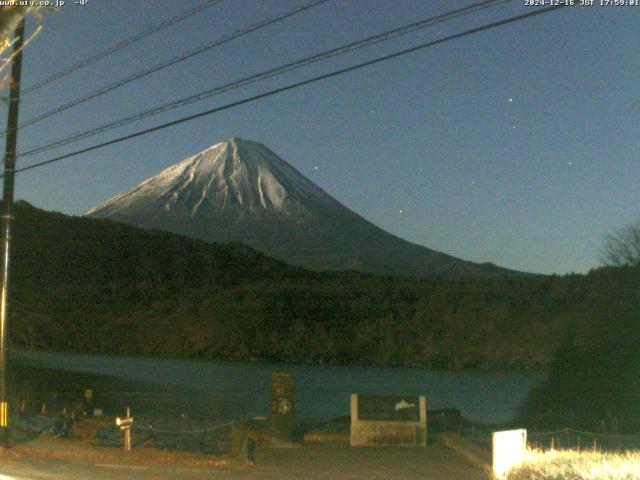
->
85, 138, 522, 277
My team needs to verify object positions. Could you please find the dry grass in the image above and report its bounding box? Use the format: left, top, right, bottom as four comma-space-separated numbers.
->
504, 449, 640, 480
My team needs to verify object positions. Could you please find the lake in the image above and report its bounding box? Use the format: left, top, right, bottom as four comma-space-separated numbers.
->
10, 350, 542, 424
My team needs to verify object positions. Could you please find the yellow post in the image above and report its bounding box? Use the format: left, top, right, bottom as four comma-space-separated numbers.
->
0, 401, 7, 427
124, 406, 131, 452
116, 406, 134, 451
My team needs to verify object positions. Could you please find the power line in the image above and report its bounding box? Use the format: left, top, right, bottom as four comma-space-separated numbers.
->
7, 5, 567, 177
21, 0, 225, 96
18, 0, 513, 159
8, 0, 331, 134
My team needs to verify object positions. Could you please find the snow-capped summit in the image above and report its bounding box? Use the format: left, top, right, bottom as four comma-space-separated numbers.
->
85, 138, 338, 219
85, 138, 520, 277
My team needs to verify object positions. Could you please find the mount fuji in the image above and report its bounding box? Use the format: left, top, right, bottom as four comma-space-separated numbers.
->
85, 138, 520, 277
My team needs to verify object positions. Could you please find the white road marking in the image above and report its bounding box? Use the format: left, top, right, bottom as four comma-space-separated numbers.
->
175, 468, 231, 474
94, 464, 149, 470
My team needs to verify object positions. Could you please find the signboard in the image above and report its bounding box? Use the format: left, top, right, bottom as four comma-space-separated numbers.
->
357, 395, 421, 422
493, 429, 527, 478
350, 394, 426, 446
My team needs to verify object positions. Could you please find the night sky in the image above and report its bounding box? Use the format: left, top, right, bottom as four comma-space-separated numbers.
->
5, 0, 639, 275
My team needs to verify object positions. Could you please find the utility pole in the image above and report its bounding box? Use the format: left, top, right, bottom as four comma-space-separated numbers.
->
0, 17, 26, 446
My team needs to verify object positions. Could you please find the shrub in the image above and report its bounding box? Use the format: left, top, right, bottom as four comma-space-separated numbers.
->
505, 449, 640, 480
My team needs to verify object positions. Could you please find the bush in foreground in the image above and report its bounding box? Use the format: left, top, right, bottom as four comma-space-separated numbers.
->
505, 450, 640, 480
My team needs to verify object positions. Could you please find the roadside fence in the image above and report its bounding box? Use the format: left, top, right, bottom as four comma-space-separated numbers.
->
528, 427, 640, 452
8, 379, 246, 455
460, 426, 640, 454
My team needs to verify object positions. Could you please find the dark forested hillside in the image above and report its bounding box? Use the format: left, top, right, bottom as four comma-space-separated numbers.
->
7, 202, 639, 372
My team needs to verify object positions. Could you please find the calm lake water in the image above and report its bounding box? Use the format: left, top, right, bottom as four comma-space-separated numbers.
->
11, 350, 543, 424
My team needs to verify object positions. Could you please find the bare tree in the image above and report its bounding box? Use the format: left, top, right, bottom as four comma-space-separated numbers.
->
601, 219, 640, 267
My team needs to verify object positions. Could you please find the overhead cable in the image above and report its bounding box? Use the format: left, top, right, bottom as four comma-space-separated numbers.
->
8, 5, 567, 177
18, 0, 512, 158
22, 0, 226, 95
9, 0, 330, 134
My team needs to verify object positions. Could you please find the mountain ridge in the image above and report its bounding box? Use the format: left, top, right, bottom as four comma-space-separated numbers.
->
85, 138, 526, 278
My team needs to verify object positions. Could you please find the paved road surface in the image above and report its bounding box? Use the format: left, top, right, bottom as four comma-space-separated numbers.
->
0, 442, 488, 479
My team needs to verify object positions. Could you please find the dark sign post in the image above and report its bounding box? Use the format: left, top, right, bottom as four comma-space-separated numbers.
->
268, 371, 294, 445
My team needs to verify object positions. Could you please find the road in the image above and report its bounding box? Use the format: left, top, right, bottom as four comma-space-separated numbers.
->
0, 442, 488, 480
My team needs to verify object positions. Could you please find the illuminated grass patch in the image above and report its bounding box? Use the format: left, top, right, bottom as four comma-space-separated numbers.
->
504, 449, 640, 480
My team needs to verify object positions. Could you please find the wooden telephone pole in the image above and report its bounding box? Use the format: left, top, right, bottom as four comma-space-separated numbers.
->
0, 16, 26, 445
